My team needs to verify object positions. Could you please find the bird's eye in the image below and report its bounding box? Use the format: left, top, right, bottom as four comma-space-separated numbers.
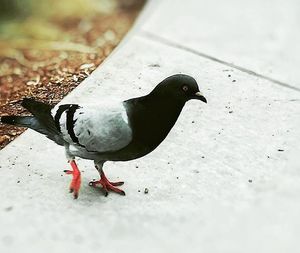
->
182, 85, 189, 92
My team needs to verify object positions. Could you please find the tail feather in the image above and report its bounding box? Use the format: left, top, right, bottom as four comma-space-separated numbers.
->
1, 115, 35, 128
21, 98, 53, 115
21, 98, 58, 134
1, 98, 65, 146
1, 115, 55, 137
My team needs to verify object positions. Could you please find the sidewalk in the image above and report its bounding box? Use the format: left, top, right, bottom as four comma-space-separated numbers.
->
0, 0, 300, 252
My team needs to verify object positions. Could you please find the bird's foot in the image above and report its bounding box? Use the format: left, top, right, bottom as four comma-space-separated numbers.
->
64, 160, 81, 199
89, 175, 125, 197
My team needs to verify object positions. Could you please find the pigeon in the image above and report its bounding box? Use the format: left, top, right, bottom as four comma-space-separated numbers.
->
0, 74, 207, 199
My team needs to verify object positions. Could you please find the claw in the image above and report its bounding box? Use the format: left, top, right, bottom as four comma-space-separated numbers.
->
74, 192, 79, 199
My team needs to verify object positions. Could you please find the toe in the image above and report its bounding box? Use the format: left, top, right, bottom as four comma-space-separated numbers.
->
110, 181, 124, 186
109, 186, 126, 196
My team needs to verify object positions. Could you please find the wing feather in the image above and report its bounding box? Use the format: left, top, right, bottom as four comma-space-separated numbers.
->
69, 102, 132, 153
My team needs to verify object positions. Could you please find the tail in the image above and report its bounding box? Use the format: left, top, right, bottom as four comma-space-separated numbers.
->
1, 98, 64, 146
21, 98, 59, 135
1, 115, 36, 128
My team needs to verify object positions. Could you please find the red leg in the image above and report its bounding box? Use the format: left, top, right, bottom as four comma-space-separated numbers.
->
89, 169, 125, 196
64, 160, 81, 199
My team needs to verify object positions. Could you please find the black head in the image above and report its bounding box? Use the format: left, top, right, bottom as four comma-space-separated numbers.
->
150, 74, 207, 103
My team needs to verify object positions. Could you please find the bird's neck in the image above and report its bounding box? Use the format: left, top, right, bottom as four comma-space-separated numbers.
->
125, 94, 185, 149
140, 93, 185, 117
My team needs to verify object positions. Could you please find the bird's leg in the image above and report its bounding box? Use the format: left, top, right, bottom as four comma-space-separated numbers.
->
64, 160, 81, 199
89, 162, 125, 196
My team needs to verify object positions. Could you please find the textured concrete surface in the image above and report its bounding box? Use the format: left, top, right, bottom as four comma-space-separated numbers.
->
1, 1, 300, 253
142, 0, 300, 89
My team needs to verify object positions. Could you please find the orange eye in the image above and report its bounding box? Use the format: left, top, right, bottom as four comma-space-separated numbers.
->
182, 85, 189, 92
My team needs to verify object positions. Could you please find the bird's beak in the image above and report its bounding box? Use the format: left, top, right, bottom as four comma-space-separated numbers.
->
192, 91, 207, 103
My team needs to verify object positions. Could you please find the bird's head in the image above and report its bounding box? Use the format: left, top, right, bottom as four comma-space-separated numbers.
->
150, 74, 207, 103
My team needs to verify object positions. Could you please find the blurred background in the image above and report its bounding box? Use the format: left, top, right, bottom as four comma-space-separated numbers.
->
0, 0, 145, 148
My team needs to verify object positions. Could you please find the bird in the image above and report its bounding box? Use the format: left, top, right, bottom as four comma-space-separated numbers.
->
0, 74, 207, 199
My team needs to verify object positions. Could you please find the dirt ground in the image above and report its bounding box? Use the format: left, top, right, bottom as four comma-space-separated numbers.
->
0, 0, 145, 149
